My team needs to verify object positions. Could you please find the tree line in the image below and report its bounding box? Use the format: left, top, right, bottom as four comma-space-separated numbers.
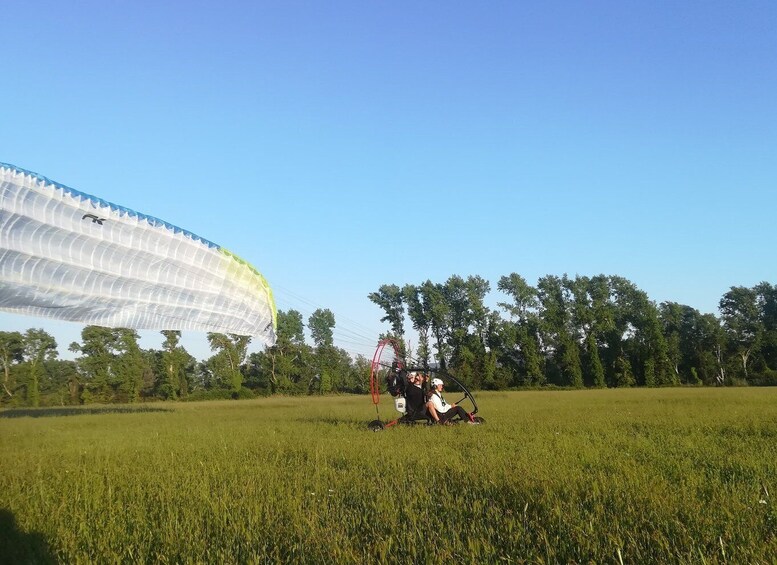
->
2, 274, 775, 407
368, 274, 777, 390
1, 308, 370, 408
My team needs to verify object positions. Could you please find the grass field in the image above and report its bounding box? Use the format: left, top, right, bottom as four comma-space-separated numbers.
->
2, 388, 776, 563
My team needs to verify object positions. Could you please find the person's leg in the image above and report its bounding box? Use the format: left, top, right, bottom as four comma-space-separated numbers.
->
439, 409, 457, 424
440, 406, 469, 423
426, 401, 440, 423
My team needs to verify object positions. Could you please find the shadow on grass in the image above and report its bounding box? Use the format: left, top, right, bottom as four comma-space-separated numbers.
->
300, 415, 370, 426
0, 508, 55, 564
0, 406, 171, 419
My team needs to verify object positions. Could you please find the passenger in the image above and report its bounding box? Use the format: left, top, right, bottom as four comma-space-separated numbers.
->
426, 377, 472, 424
404, 372, 427, 419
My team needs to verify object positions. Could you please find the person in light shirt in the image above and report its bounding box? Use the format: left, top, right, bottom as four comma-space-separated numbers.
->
426, 377, 472, 424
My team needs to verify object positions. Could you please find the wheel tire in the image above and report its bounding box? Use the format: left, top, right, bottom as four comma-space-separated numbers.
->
368, 420, 385, 432
473, 416, 485, 425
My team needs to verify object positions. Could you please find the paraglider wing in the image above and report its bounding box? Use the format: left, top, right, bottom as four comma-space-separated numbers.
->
0, 163, 277, 345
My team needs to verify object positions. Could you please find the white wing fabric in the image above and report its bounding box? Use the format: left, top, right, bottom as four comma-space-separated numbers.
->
0, 163, 277, 345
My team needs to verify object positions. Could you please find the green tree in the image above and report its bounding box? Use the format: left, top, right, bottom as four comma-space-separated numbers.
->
403, 284, 432, 366
644, 357, 657, 387
160, 330, 193, 399
308, 309, 335, 348
720, 286, 761, 381
70, 326, 117, 403
308, 309, 337, 394
22, 329, 58, 407
0, 331, 24, 399
419, 280, 451, 370
258, 309, 308, 393
42, 359, 79, 406
659, 302, 685, 382
113, 329, 147, 403
613, 353, 635, 387
368, 285, 405, 339
755, 282, 777, 377
497, 274, 544, 385
607, 276, 671, 386
559, 334, 584, 388
347, 354, 372, 394
328, 346, 362, 393
703, 314, 728, 385
585, 332, 606, 388
574, 275, 614, 387
520, 324, 545, 386
498, 273, 538, 320
442, 275, 491, 388
206, 333, 251, 395
643, 308, 673, 386
659, 302, 718, 385
537, 275, 582, 387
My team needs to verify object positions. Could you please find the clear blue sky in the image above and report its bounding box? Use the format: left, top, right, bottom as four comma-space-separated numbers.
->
2, 1, 775, 361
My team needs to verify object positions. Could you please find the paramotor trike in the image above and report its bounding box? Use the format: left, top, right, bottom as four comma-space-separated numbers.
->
367, 338, 485, 431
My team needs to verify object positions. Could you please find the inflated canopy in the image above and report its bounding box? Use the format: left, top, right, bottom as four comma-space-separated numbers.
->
0, 162, 277, 345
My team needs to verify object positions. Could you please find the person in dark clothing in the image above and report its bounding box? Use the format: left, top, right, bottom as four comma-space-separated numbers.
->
404, 372, 428, 420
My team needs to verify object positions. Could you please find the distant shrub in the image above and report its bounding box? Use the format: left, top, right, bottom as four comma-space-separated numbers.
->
232, 387, 255, 400
727, 377, 749, 387
750, 368, 777, 386
184, 389, 235, 402
184, 387, 256, 401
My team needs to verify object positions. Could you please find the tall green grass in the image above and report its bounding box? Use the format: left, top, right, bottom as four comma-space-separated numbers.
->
2, 388, 776, 563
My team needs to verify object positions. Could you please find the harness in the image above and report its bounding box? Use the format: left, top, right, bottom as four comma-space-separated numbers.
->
431, 391, 449, 412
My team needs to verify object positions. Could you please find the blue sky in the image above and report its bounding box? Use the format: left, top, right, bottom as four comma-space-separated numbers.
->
1, 1, 775, 361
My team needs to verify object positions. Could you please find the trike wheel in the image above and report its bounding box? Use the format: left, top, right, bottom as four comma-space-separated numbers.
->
367, 419, 385, 432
